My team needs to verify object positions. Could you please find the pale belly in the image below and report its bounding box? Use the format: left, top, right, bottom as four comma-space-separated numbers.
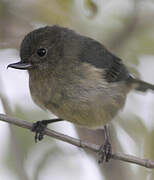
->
29, 77, 127, 129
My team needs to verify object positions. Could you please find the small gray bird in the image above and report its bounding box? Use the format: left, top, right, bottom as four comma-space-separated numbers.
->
8, 25, 154, 162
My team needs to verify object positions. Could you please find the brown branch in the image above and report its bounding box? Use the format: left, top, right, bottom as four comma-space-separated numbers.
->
0, 113, 154, 169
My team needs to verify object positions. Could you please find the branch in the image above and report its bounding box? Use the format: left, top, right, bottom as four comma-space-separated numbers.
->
0, 114, 154, 169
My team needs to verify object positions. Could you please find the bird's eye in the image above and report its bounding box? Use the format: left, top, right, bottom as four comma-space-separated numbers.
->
37, 48, 47, 57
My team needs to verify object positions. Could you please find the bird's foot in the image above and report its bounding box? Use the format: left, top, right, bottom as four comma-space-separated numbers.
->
31, 118, 63, 143
98, 140, 112, 163
31, 120, 48, 143
98, 125, 112, 163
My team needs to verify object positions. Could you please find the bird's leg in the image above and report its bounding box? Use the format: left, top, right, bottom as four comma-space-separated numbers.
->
98, 125, 112, 163
31, 118, 64, 142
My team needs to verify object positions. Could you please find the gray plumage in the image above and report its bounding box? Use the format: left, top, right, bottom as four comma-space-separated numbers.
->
9, 25, 154, 129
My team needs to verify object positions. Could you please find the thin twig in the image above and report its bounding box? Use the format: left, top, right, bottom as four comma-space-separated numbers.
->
0, 113, 154, 169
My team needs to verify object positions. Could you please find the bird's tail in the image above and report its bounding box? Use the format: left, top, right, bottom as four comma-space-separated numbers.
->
128, 77, 154, 92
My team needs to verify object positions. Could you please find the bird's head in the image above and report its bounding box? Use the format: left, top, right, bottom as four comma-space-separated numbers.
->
8, 26, 63, 72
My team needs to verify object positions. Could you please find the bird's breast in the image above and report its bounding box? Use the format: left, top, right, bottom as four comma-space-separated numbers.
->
29, 69, 128, 129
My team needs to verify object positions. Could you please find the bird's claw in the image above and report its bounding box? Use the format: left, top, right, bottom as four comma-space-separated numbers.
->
31, 121, 47, 143
98, 140, 112, 163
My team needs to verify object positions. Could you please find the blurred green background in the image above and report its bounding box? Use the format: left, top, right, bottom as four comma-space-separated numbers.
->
0, 0, 154, 179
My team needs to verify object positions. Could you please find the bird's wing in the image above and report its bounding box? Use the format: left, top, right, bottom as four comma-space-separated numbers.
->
79, 37, 130, 82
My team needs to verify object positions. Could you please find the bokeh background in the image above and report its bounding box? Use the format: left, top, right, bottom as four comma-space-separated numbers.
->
0, 0, 154, 179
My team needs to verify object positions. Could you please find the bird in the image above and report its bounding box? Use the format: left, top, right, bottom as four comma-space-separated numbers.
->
8, 25, 154, 162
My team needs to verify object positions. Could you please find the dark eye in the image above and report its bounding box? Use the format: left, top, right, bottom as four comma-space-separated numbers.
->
37, 48, 47, 57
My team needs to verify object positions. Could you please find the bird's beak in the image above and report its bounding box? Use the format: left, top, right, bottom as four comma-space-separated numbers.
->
7, 61, 32, 70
